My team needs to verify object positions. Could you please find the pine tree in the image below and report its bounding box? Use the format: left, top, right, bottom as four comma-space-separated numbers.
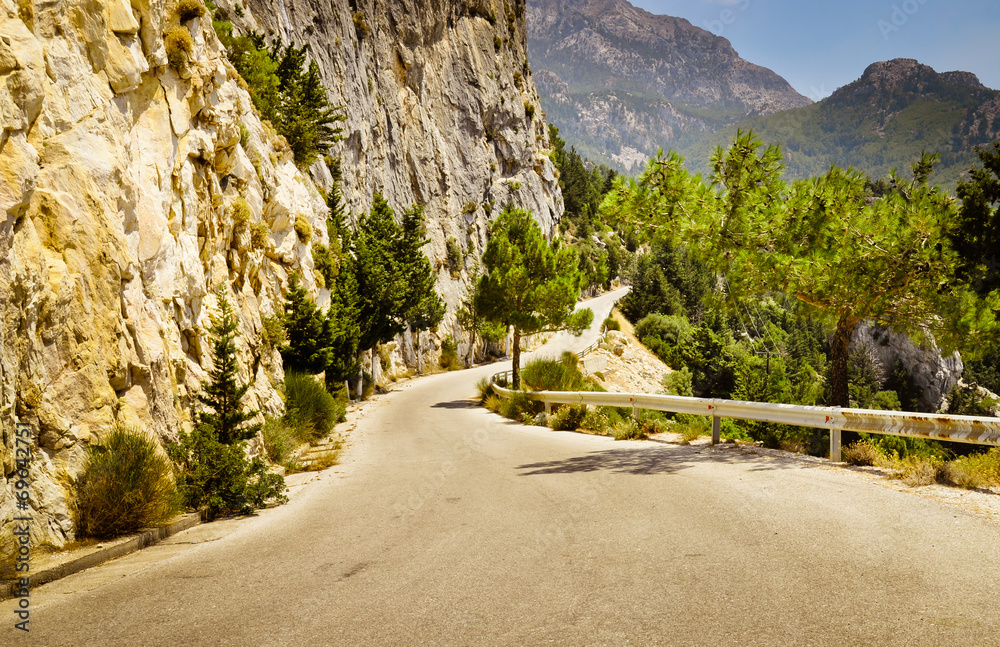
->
170, 287, 286, 519
198, 287, 261, 445
477, 206, 594, 389
279, 273, 330, 374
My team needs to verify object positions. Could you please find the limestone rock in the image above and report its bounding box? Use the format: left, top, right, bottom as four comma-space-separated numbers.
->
851, 323, 963, 412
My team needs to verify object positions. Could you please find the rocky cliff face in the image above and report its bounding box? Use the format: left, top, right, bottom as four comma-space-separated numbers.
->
527, 0, 812, 171
0, 0, 554, 552
229, 0, 562, 316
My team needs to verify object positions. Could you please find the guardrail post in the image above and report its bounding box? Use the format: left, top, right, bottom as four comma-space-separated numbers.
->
544, 401, 551, 413
711, 416, 721, 445
830, 427, 842, 462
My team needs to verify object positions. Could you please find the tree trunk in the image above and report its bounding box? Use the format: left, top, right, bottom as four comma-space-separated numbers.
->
511, 327, 522, 390
830, 314, 859, 408
355, 358, 363, 399
416, 330, 423, 375
467, 331, 476, 367
371, 346, 378, 386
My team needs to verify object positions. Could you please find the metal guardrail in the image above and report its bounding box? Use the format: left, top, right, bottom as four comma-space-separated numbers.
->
489, 372, 1000, 461
574, 338, 602, 360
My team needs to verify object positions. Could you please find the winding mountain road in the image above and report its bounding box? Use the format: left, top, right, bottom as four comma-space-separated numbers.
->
6, 288, 1000, 646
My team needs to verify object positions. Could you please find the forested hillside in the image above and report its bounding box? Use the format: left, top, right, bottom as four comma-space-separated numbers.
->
678, 59, 1000, 190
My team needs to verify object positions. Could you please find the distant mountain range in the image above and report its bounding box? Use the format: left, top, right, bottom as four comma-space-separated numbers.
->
677, 59, 1000, 189
528, 0, 1000, 188
526, 0, 812, 171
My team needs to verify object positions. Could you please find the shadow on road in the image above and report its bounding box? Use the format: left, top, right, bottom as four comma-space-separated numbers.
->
430, 399, 479, 409
515, 443, 800, 477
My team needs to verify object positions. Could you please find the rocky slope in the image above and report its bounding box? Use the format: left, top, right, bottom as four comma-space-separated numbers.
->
0, 0, 556, 552
679, 59, 1000, 189
228, 0, 562, 319
526, 0, 811, 171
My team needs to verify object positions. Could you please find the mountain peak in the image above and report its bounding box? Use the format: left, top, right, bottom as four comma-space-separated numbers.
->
528, 0, 811, 171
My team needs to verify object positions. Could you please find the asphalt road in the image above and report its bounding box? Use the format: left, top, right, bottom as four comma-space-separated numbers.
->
5, 287, 1000, 646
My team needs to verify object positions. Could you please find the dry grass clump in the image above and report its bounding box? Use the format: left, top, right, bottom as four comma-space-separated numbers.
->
164, 27, 194, 68
941, 449, 1000, 489
174, 0, 205, 22
842, 440, 882, 466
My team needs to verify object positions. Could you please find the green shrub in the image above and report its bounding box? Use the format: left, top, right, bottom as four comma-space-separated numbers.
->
77, 426, 180, 539
548, 404, 587, 431
260, 417, 297, 464
260, 314, 285, 348
440, 335, 461, 370
493, 35, 501, 51
164, 27, 194, 68
475, 377, 493, 403
842, 439, 882, 466
498, 391, 539, 420
612, 418, 645, 441
513, 70, 523, 90
602, 316, 620, 332
446, 237, 463, 277
520, 353, 595, 392
886, 455, 948, 487
673, 414, 710, 444
944, 382, 998, 416
661, 368, 693, 396
484, 394, 501, 413
284, 372, 345, 441
581, 406, 627, 436
523, 102, 535, 121
175, 0, 205, 21
637, 411, 670, 435
239, 123, 250, 148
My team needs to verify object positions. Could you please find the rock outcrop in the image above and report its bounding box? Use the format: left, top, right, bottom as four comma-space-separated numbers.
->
527, 0, 812, 171
228, 0, 562, 315
0, 0, 553, 552
851, 323, 963, 413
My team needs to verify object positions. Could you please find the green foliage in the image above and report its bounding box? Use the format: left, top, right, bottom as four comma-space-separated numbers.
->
283, 372, 345, 441
215, 30, 345, 167
456, 263, 506, 364
164, 27, 194, 68
260, 417, 297, 464
439, 335, 461, 370
197, 288, 261, 445
615, 132, 994, 409
661, 367, 693, 396
260, 314, 285, 349
498, 391, 540, 421
280, 273, 329, 374
612, 418, 645, 441
476, 205, 594, 388
619, 240, 711, 322
446, 237, 463, 277
519, 353, 596, 392
475, 377, 493, 403
953, 142, 1000, 294
602, 316, 620, 332
170, 288, 286, 519
353, 195, 441, 353
548, 404, 588, 431
174, 0, 205, 21
944, 382, 997, 416
76, 426, 180, 539
524, 102, 535, 121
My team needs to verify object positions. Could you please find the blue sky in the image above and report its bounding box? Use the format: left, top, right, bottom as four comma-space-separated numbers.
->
628, 0, 1000, 99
